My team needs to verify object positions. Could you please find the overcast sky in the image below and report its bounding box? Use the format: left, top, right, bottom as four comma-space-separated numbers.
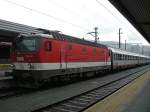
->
0, 0, 149, 45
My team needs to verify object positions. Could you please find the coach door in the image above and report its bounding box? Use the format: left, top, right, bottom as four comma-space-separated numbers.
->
60, 44, 67, 69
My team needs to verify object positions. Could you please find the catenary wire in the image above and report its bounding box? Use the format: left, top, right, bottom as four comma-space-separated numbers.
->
3, 0, 91, 32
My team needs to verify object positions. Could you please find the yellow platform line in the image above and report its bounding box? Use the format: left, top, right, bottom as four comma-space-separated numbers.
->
0, 64, 13, 70
84, 70, 150, 112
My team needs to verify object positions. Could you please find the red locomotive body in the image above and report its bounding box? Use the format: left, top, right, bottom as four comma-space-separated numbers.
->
11, 33, 111, 87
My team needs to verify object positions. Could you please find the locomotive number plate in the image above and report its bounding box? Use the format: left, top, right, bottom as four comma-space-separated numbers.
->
17, 57, 24, 61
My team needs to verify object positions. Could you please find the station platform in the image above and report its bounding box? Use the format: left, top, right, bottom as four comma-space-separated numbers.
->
84, 68, 150, 112
0, 64, 13, 79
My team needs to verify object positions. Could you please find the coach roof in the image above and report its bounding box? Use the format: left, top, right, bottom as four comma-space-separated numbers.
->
110, 47, 150, 58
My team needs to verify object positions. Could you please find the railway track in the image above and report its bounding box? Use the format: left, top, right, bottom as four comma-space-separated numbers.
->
0, 65, 149, 112
33, 66, 150, 112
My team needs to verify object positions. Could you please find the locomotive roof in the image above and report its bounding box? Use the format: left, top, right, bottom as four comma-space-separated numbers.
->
61, 34, 107, 48
110, 47, 150, 58
34, 31, 107, 49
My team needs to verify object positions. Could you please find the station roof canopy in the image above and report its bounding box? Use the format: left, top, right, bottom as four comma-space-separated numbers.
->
0, 19, 43, 42
108, 0, 150, 43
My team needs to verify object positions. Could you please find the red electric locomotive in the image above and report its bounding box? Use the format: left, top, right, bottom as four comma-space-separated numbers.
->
11, 31, 111, 87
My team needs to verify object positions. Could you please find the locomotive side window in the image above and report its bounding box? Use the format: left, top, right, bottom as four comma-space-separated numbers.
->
47, 41, 52, 51
68, 44, 72, 50
93, 48, 96, 53
82, 47, 87, 53
45, 41, 52, 51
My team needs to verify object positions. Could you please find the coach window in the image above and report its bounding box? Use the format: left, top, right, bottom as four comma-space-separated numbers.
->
115, 54, 117, 60
117, 54, 119, 60
116, 54, 118, 60
113, 54, 115, 59
119, 54, 121, 60
118, 54, 119, 60
129, 56, 131, 60
120, 54, 122, 60
114, 54, 116, 60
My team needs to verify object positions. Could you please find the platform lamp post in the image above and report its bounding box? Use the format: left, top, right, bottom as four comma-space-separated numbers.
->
141, 45, 144, 55
125, 40, 126, 50
119, 28, 123, 49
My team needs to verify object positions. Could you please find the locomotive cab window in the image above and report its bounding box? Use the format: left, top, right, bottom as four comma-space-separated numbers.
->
14, 36, 40, 52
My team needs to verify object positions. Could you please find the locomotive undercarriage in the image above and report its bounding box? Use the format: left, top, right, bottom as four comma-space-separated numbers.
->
13, 65, 111, 88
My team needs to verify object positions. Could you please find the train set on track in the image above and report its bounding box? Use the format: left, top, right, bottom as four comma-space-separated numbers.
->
11, 30, 150, 87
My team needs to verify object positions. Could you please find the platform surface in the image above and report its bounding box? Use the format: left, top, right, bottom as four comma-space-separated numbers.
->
84, 68, 150, 112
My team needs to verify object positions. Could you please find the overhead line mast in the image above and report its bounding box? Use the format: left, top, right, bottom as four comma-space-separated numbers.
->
87, 27, 99, 43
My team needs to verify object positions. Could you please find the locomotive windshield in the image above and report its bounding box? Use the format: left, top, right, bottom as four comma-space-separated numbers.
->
14, 36, 40, 52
